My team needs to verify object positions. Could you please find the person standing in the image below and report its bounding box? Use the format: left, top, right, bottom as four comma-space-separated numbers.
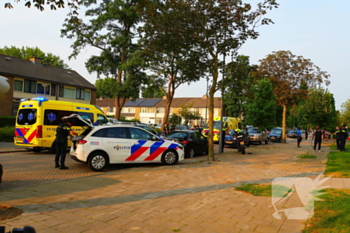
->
334, 126, 341, 150
312, 126, 323, 152
296, 127, 302, 148
339, 125, 348, 151
55, 120, 78, 169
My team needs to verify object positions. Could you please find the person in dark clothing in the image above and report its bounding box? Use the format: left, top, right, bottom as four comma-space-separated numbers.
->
339, 125, 347, 151
334, 126, 340, 150
296, 127, 302, 147
220, 129, 226, 152
55, 120, 78, 169
312, 126, 323, 152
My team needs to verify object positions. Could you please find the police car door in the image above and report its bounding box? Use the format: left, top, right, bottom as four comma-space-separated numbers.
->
102, 127, 131, 163
126, 127, 162, 162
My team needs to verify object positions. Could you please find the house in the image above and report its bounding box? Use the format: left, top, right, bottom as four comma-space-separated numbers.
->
0, 54, 97, 116
96, 95, 223, 126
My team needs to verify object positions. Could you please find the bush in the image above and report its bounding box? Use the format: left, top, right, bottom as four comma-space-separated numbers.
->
0, 126, 15, 142
0, 116, 15, 127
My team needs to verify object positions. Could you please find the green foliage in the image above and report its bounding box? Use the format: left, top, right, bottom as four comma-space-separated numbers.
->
340, 99, 350, 126
0, 126, 15, 142
224, 55, 256, 118
325, 149, 350, 178
168, 113, 182, 125
141, 76, 166, 98
61, 0, 146, 119
178, 102, 201, 125
235, 184, 293, 197
300, 88, 336, 131
95, 78, 118, 99
0, 46, 69, 68
0, 116, 15, 127
245, 78, 276, 131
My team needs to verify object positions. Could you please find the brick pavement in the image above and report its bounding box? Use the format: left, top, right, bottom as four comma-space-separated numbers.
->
0, 140, 334, 232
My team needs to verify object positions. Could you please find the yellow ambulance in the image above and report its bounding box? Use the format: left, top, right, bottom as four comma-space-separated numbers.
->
14, 97, 109, 152
202, 117, 240, 142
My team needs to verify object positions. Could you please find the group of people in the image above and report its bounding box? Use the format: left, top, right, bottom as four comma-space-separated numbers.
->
296, 125, 348, 152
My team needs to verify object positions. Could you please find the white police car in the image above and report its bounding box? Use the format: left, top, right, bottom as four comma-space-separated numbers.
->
68, 115, 184, 171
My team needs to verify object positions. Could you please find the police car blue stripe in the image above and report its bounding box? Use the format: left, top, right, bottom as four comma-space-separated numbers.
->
150, 141, 164, 154
168, 143, 178, 150
131, 140, 148, 155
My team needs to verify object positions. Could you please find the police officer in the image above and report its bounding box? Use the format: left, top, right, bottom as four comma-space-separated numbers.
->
339, 125, 347, 151
334, 126, 340, 150
55, 120, 78, 169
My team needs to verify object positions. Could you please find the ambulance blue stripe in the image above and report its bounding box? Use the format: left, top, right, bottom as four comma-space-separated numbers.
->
131, 140, 148, 154
168, 143, 178, 149
150, 141, 164, 154
93, 120, 99, 126
76, 107, 90, 110
16, 129, 29, 144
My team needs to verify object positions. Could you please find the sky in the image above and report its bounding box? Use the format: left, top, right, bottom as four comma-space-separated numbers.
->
0, 0, 348, 110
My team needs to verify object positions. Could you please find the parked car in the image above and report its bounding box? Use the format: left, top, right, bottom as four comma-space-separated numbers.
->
164, 130, 208, 158
108, 118, 119, 124
268, 128, 282, 142
224, 129, 250, 148
247, 127, 268, 145
287, 129, 298, 138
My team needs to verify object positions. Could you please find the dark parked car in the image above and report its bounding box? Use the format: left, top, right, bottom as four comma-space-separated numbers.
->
133, 124, 161, 137
268, 128, 282, 142
175, 125, 191, 130
164, 130, 208, 158
224, 129, 250, 148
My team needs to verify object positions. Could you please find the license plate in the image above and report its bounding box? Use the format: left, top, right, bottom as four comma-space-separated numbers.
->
271, 137, 275, 139
226, 141, 232, 144
240, 141, 244, 145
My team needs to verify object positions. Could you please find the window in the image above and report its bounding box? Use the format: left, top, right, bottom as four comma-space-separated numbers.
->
91, 129, 106, 137
97, 114, 109, 125
106, 127, 127, 138
85, 91, 91, 101
59, 85, 64, 97
37, 83, 50, 95
17, 109, 37, 125
141, 108, 148, 113
51, 84, 56, 96
12, 101, 20, 116
129, 128, 152, 140
14, 80, 23, 92
64, 87, 75, 98
24, 80, 36, 93
108, 107, 114, 112
76, 88, 85, 100
44, 110, 73, 125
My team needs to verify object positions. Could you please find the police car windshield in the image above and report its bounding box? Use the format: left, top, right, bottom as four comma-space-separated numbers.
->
17, 109, 37, 125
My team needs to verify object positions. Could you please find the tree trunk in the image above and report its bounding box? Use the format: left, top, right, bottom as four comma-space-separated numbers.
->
282, 104, 287, 143
161, 95, 173, 131
114, 96, 126, 120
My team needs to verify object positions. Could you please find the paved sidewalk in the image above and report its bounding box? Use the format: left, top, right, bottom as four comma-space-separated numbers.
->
0, 141, 333, 232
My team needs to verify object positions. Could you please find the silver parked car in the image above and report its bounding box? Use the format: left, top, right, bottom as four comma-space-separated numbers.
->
248, 127, 268, 145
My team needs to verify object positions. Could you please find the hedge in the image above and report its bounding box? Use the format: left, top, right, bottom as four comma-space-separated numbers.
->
0, 126, 15, 142
0, 116, 16, 127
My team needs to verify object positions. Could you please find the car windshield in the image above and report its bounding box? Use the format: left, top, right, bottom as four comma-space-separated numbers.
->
248, 128, 259, 133
271, 130, 281, 134
166, 132, 188, 139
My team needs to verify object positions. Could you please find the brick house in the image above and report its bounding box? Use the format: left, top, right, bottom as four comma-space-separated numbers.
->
0, 54, 97, 116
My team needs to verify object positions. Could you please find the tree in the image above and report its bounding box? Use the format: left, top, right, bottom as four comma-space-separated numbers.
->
301, 88, 336, 131
141, 76, 166, 98
168, 113, 182, 125
0, 46, 69, 69
339, 99, 350, 126
61, 0, 147, 120
138, 0, 206, 130
224, 55, 256, 118
245, 78, 276, 132
256, 50, 330, 142
178, 102, 201, 125
188, 0, 278, 160
95, 78, 118, 99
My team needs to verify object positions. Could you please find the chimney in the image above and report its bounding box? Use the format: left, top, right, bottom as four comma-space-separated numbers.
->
162, 96, 167, 99
99, 97, 103, 100
202, 95, 208, 99
29, 57, 42, 64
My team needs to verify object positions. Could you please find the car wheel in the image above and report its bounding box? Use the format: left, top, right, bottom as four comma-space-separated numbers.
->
189, 148, 195, 158
161, 149, 178, 165
88, 151, 109, 172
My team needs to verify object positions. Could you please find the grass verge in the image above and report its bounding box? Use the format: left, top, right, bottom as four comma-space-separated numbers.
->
325, 150, 350, 178
235, 183, 293, 197
304, 189, 350, 233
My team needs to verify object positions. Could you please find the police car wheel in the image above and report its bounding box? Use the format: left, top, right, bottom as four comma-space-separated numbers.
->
89, 152, 108, 171
161, 149, 178, 165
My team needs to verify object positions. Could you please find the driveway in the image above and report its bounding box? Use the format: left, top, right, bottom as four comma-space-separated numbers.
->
0, 141, 328, 232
